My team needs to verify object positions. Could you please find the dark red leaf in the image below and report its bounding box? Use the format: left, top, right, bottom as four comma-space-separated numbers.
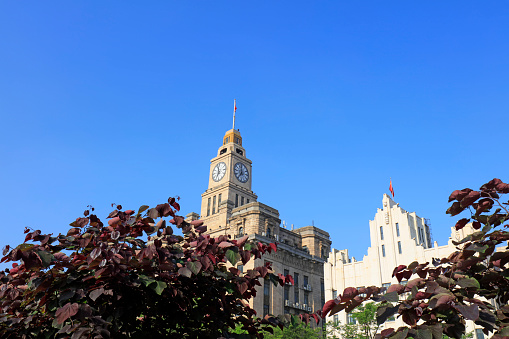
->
454, 304, 479, 320
448, 188, 473, 202
381, 328, 395, 338
190, 220, 204, 227
322, 299, 338, 317
108, 217, 121, 226
269, 243, 277, 253
460, 191, 481, 208
218, 241, 234, 249
392, 265, 407, 277
55, 303, 79, 324
455, 218, 470, 230
341, 287, 358, 301
387, 284, 405, 294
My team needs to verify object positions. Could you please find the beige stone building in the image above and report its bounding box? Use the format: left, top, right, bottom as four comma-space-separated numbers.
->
186, 126, 331, 318
324, 194, 481, 338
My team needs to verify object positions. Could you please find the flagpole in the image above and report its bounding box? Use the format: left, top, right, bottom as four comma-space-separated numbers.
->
232, 99, 236, 130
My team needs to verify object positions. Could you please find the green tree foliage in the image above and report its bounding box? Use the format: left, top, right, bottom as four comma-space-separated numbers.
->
322, 178, 509, 339
0, 198, 291, 338
326, 303, 379, 339
263, 316, 322, 339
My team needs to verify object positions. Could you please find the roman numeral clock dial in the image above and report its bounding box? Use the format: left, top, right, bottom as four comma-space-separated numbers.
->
212, 162, 226, 182
234, 162, 249, 183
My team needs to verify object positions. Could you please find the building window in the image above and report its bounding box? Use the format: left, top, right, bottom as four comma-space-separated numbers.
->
382, 283, 391, 294
247, 199, 250, 203
235, 194, 238, 208
382, 245, 386, 257
212, 195, 216, 214
396, 222, 400, 237
475, 329, 485, 339
333, 315, 339, 325
218, 193, 222, 210
332, 290, 337, 299
266, 227, 271, 237
264, 279, 270, 296
398, 241, 402, 254
380, 226, 384, 240
320, 279, 325, 307
284, 285, 290, 301
284, 269, 289, 277
294, 273, 300, 303
263, 305, 269, 316
238, 227, 244, 236
238, 265, 244, 273
347, 313, 357, 324
304, 292, 309, 305
241, 196, 244, 206
304, 275, 309, 287
207, 198, 211, 216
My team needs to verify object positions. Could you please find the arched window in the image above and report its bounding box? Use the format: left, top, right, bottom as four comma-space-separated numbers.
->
238, 227, 244, 236
266, 227, 271, 237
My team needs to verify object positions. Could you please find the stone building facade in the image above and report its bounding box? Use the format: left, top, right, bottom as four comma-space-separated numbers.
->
324, 194, 480, 338
186, 127, 331, 318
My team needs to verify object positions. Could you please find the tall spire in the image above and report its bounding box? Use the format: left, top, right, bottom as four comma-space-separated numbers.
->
232, 99, 237, 130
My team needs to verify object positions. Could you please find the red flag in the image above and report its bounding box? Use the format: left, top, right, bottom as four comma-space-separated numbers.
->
389, 179, 394, 198
234, 101, 237, 112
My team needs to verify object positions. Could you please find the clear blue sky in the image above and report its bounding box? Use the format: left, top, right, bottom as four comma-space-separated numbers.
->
1, 2, 508, 264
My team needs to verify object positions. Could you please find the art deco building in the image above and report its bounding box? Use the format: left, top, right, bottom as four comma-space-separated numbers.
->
186, 126, 331, 318
324, 194, 480, 338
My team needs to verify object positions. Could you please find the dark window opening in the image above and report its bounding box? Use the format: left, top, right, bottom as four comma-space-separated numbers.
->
212, 195, 216, 214
235, 194, 238, 208
241, 196, 244, 206
220, 148, 227, 155
236, 148, 243, 156
382, 245, 386, 257
207, 198, 211, 216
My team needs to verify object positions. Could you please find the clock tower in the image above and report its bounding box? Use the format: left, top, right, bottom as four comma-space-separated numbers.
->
200, 128, 258, 233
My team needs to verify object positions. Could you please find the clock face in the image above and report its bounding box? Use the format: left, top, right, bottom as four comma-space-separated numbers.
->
234, 162, 249, 183
212, 162, 227, 182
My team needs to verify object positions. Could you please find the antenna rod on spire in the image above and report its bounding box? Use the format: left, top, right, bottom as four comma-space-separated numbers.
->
232, 99, 237, 130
